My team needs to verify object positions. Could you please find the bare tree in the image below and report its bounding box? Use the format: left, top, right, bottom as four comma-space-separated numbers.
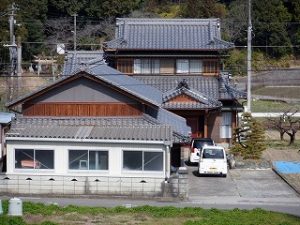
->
268, 109, 300, 145
45, 17, 115, 52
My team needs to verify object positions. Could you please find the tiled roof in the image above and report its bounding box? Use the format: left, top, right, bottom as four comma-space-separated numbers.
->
62, 51, 104, 75
7, 64, 164, 108
86, 63, 164, 105
7, 65, 191, 141
133, 75, 245, 102
163, 86, 222, 108
105, 18, 234, 50
6, 116, 173, 143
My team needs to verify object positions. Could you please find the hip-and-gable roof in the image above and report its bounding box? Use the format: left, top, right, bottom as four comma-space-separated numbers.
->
104, 18, 234, 51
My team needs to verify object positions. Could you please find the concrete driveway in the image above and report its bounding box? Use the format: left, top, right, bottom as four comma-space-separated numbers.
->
187, 164, 298, 200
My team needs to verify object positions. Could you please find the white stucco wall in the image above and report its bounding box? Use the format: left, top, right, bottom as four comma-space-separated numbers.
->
6, 139, 168, 179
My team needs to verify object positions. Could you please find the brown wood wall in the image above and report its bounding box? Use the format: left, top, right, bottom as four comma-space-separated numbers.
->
168, 94, 198, 103
23, 103, 142, 117
117, 59, 133, 74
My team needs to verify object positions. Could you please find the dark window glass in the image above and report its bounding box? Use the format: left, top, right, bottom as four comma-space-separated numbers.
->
202, 149, 224, 159
144, 152, 163, 171
15, 149, 54, 169
123, 151, 142, 170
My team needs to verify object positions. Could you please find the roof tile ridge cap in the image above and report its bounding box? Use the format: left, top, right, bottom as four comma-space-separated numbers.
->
213, 37, 234, 46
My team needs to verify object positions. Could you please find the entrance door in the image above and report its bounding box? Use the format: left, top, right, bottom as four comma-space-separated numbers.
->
186, 116, 205, 138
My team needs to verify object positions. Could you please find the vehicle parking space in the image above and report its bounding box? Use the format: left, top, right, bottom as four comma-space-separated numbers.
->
187, 163, 298, 199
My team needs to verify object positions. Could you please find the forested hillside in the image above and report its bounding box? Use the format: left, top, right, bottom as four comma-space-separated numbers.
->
1, 0, 300, 75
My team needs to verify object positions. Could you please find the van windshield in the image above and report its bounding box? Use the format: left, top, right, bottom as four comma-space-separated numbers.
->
202, 148, 224, 159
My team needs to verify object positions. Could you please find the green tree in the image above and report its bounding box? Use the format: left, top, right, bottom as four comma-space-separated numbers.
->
224, 0, 247, 45
85, 0, 142, 18
224, 49, 247, 76
231, 112, 266, 159
252, 0, 292, 58
285, 0, 300, 56
49, 0, 87, 15
180, 0, 227, 19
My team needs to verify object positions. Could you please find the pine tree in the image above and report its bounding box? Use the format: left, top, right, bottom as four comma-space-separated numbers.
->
230, 112, 266, 159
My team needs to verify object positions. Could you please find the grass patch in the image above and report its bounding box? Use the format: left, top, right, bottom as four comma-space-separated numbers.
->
250, 100, 300, 112
0, 201, 299, 225
253, 86, 300, 99
265, 140, 300, 150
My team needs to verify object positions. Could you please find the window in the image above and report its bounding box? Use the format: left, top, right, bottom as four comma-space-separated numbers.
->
176, 59, 203, 74
133, 59, 160, 74
202, 148, 224, 159
220, 112, 232, 138
15, 149, 54, 169
176, 59, 189, 73
190, 60, 203, 73
123, 150, 163, 171
69, 150, 108, 170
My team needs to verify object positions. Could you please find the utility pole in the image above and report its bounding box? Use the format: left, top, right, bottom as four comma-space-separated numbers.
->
5, 3, 18, 101
246, 0, 252, 112
73, 14, 77, 51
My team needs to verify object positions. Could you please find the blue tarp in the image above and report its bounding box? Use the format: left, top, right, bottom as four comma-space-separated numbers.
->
273, 161, 300, 174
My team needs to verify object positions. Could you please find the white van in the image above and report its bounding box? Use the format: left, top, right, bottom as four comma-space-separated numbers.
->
198, 146, 227, 177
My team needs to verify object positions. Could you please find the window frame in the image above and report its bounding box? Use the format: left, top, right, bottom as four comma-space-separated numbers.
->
176, 59, 203, 74
68, 149, 109, 171
220, 112, 232, 138
122, 150, 164, 172
133, 58, 160, 74
14, 148, 55, 170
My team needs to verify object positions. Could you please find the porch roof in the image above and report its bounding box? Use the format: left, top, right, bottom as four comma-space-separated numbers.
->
133, 74, 245, 103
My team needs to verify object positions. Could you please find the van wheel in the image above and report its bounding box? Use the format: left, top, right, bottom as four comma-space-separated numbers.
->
222, 174, 227, 178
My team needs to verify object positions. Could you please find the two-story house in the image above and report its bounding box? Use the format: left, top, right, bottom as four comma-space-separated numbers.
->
103, 18, 244, 144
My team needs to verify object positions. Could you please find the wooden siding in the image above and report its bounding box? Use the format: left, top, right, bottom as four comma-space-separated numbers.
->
203, 60, 220, 76
168, 94, 199, 103
117, 58, 133, 74
160, 59, 175, 74
23, 103, 142, 117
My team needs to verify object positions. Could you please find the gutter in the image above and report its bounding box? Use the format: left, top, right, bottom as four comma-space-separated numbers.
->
5, 136, 172, 146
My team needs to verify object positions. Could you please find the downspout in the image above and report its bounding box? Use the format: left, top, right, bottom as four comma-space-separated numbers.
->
165, 145, 171, 180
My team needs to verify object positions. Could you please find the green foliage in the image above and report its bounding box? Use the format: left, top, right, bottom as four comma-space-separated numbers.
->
180, 0, 227, 18
253, 0, 292, 58
231, 112, 266, 159
224, 49, 247, 76
224, 49, 293, 76
0, 216, 26, 225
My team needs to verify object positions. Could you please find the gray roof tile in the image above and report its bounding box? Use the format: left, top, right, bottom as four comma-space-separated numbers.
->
133, 75, 245, 101
63, 51, 104, 75
105, 18, 234, 50
6, 116, 173, 143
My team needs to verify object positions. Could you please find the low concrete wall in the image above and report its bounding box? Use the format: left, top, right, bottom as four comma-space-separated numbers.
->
0, 173, 188, 199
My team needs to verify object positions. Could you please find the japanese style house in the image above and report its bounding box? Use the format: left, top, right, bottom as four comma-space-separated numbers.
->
103, 18, 245, 144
